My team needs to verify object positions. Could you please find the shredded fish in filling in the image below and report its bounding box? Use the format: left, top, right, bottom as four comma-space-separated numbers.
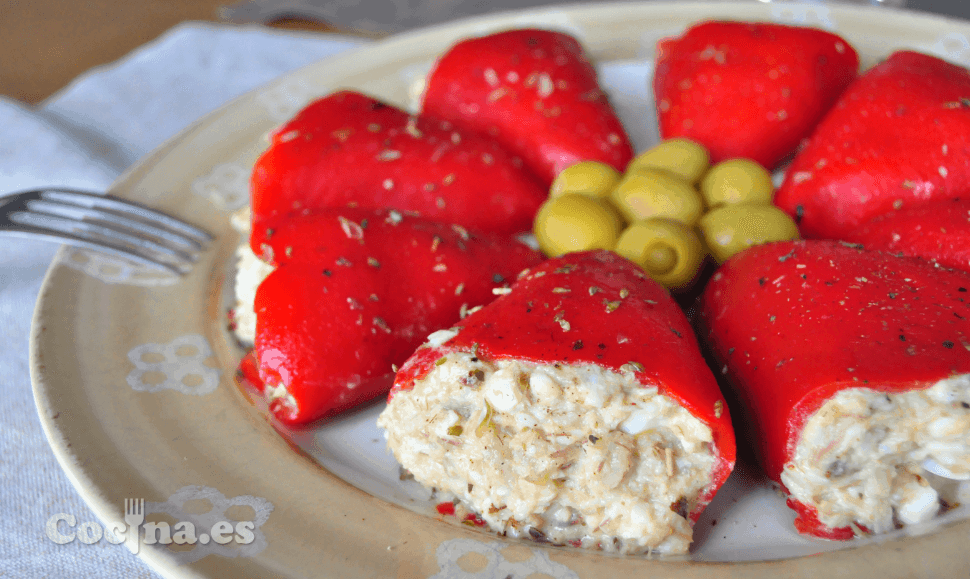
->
378, 351, 716, 555
782, 374, 970, 534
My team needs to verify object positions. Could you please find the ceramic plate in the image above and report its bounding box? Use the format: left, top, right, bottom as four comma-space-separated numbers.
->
31, 2, 970, 577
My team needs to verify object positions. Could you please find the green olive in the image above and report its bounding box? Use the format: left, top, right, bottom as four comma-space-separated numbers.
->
533, 194, 624, 258
610, 168, 704, 226
550, 161, 622, 200
628, 138, 710, 183
700, 158, 775, 207
699, 205, 800, 263
614, 219, 705, 290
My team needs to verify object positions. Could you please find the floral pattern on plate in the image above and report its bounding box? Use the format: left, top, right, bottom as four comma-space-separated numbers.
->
57, 248, 180, 287
431, 539, 579, 579
191, 162, 251, 211
126, 334, 220, 395
144, 485, 274, 565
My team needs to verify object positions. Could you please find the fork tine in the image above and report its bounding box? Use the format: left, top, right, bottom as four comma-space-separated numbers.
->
0, 188, 213, 275
39, 188, 213, 243
1, 219, 193, 274
25, 199, 206, 251
10, 211, 197, 261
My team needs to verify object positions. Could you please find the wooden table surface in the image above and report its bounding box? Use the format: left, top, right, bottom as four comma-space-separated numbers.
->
4, 0, 967, 105
0, 0, 357, 105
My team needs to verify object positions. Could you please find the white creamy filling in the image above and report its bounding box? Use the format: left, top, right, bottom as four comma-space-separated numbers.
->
377, 351, 716, 555
230, 207, 274, 346
782, 375, 970, 535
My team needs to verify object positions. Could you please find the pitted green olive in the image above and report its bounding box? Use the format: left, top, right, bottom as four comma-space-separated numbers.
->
699, 205, 800, 263
700, 158, 775, 207
550, 161, 622, 200
533, 194, 624, 258
628, 138, 710, 184
614, 219, 705, 290
610, 169, 704, 226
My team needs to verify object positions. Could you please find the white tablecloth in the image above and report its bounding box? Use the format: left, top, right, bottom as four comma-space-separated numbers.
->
0, 23, 366, 577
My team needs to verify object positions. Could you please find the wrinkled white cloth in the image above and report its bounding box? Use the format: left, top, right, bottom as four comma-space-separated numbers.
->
0, 23, 366, 577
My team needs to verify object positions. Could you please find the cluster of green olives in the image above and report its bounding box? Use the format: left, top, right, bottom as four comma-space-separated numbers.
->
533, 138, 800, 290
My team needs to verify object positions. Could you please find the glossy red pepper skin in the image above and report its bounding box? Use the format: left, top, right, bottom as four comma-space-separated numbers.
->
654, 21, 858, 169
251, 90, 546, 236
843, 198, 970, 274
421, 29, 634, 186
775, 51, 970, 240
700, 240, 970, 538
392, 250, 736, 519
253, 207, 544, 425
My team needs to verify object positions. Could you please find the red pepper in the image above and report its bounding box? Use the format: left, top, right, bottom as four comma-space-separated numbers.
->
843, 198, 970, 274
700, 240, 970, 538
253, 207, 543, 425
250, 90, 546, 237
654, 20, 858, 170
462, 513, 487, 527
392, 250, 736, 519
774, 51, 970, 240
435, 502, 456, 516
421, 29, 634, 185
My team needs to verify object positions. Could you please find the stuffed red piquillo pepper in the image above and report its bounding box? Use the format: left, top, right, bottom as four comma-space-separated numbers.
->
253, 207, 543, 425
700, 240, 970, 539
773, 51, 970, 240
421, 29, 634, 185
378, 250, 735, 555
842, 198, 970, 274
250, 90, 546, 237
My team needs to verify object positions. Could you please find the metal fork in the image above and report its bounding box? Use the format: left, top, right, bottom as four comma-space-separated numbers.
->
124, 497, 145, 554
0, 188, 213, 275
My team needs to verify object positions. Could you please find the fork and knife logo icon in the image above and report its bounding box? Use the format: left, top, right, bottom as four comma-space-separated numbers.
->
123, 498, 145, 554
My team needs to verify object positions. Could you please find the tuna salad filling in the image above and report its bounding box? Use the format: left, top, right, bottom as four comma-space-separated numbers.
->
782, 374, 970, 535
230, 207, 273, 346
378, 349, 716, 555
